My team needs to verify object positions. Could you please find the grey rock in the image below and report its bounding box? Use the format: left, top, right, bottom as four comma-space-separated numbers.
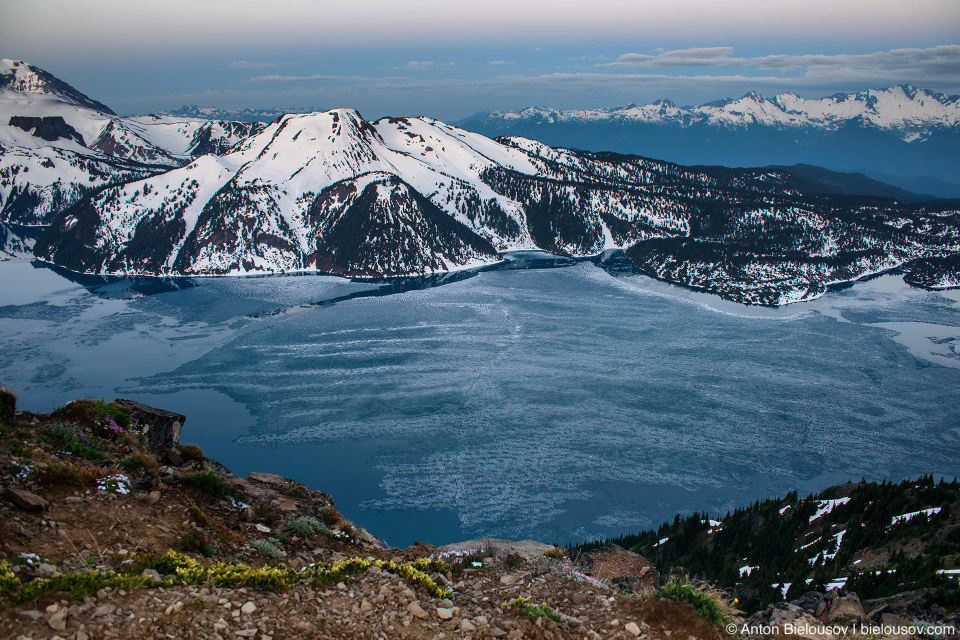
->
247, 471, 288, 488
3, 487, 49, 511
47, 610, 67, 631
113, 398, 185, 452
437, 607, 456, 620
435, 538, 555, 561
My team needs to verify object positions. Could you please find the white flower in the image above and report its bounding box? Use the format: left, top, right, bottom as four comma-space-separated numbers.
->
96, 474, 131, 495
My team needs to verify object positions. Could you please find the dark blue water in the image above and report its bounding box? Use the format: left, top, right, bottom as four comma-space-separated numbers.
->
1, 257, 958, 547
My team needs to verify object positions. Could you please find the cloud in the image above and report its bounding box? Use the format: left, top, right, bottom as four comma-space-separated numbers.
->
230, 60, 284, 70
598, 45, 960, 79
249, 74, 408, 83
245, 45, 960, 100
116, 43, 960, 121
400, 61, 458, 70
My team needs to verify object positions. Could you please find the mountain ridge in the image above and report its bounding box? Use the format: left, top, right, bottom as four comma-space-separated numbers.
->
34, 106, 960, 305
462, 85, 960, 139
0, 59, 265, 225
3, 60, 958, 305
456, 86, 960, 185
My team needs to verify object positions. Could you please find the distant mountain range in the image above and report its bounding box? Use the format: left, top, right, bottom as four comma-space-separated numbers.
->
457, 87, 960, 191
157, 104, 320, 123
2, 60, 958, 304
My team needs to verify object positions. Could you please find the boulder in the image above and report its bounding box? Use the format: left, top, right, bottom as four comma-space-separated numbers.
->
3, 487, 49, 511
581, 544, 659, 591
247, 471, 289, 489
821, 590, 865, 623
795, 591, 828, 619
880, 613, 916, 640
113, 399, 185, 460
743, 602, 837, 640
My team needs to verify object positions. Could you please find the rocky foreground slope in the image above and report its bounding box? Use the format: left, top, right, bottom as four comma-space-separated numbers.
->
1, 390, 958, 640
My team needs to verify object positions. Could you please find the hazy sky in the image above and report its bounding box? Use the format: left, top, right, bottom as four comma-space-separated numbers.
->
2, 0, 959, 120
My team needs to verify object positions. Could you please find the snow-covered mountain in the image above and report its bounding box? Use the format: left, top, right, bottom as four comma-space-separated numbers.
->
458, 87, 960, 184
7, 61, 957, 304
475, 86, 960, 140
0, 60, 264, 225
36, 107, 960, 304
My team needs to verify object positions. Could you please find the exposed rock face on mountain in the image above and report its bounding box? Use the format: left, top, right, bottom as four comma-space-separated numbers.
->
8, 116, 86, 145
458, 86, 960, 185
0, 59, 264, 225
35, 106, 960, 304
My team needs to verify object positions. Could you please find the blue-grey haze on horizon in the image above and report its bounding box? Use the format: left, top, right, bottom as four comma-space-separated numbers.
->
1, 0, 958, 120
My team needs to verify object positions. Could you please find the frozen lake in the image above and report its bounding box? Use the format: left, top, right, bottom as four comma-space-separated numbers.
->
1, 254, 959, 547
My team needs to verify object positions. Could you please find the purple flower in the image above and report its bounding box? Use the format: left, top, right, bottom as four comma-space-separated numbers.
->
105, 418, 124, 434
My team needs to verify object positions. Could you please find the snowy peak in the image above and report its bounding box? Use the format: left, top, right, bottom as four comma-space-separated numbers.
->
0, 59, 115, 115
466, 86, 960, 140
0, 60, 269, 225
90, 119, 182, 166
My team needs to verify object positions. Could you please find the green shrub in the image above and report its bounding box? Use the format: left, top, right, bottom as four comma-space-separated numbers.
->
656, 578, 739, 629
502, 596, 562, 622
182, 470, 232, 498
119, 451, 160, 477
63, 441, 105, 460
1, 551, 452, 603
543, 547, 567, 560
44, 421, 80, 444
285, 483, 310, 499
925, 579, 960, 610
98, 400, 131, 428
250, 539, 283, 559
182, 530, 213, 557
38, 463, 83, 484
288, 516, 325, 537
522, 602, 562, 622
316, 504, 343, 526
179, 443, 204, 461
0, 388, 16, 426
